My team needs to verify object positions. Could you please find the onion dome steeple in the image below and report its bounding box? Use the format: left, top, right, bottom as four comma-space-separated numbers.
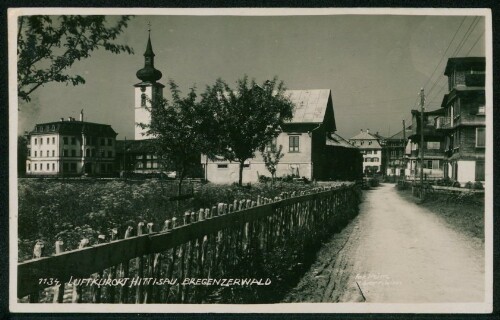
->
136, 27, 162, 83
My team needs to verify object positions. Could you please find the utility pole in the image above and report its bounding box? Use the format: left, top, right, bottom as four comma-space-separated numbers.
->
419, 88, 425, 197
402, 119, 406, 181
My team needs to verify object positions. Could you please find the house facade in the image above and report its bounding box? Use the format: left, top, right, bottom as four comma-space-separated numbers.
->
26, 113, 117, 176
385, 126, 412, 177
405, 108, 447, 180
436, 57, 485, 184
202, 89, 362, 183
349, 129, 384, 175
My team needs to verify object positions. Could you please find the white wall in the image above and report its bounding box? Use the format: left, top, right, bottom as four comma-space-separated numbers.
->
457, 160, 476, 184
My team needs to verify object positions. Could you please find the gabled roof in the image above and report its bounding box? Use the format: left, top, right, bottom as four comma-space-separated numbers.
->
116, 139, 156, 153
286, 89, 332, 124
349, 130, 380, 140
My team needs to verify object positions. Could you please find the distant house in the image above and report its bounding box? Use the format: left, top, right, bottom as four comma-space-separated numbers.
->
385, 126, 412, 177
435, 57, 485, 184
349, 129, 384, 175
202, 89, 362, 183
406, 108, 447, 180
26, 112, 117, 176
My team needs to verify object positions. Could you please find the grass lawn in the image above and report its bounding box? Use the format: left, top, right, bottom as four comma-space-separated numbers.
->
397, 187, 484, 242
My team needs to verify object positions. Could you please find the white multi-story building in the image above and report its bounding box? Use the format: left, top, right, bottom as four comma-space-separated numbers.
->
349, 129, 383, 175
26, 112, 117, 176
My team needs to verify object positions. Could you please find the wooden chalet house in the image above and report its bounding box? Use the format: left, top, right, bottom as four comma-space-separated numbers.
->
202, 89, 362, 183
435, 57, 486, 185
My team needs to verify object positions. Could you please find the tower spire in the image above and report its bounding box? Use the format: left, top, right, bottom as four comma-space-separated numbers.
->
136, 23, 162, 83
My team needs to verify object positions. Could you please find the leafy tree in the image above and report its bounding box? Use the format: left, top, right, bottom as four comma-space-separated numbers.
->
200, 76, 294, 186
260, 144, 284, 185
139, 80, 203, 196
18, 135, 29, 175
17, 15, 134, 102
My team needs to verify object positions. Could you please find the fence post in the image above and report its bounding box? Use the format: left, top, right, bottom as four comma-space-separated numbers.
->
135, 222, 145, 304
72, 238, 89, 303
53, 240, 65, 303
119, 226, 133, 303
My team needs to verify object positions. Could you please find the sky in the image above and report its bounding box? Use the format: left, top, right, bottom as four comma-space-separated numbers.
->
17, 12, 486, 140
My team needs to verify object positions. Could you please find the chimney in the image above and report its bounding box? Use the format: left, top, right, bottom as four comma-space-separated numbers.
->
366, 129, 370, 134
80, 109, 84, 122
60, 118, 64, 122
360, 129, 363, 133
68, 117, 72, 121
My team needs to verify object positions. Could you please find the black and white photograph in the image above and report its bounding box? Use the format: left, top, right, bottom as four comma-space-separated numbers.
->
8, 8, 493, 313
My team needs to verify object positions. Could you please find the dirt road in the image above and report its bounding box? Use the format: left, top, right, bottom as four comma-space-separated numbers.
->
284, 183, 485, 303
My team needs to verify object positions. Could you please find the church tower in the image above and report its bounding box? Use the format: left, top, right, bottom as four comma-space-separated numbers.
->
134, 28, 164, 140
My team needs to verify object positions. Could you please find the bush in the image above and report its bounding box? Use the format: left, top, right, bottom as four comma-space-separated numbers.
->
465, 181, 474, 189
473, 181, 484, 190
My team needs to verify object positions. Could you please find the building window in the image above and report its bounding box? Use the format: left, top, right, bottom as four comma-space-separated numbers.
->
28, 149, 31, 157
137, 162, 144, 169
101, 150, 105, 158
141, 93, 147, 106
107, 164, 113, 172
108, 151, 113, 158
373, 157, 379, 162
475, 161, 485, 181
86, 149, 90, 157
40, 138, 43, 145
63, 137, 68, 145
92, 149, 96, 157
63, 149, 68, 157
101, 163, 106, 172
368, 141, 372, 145
63, 163, 68, 172
46, 163, 49, 170
476, 127, 485, 147
100, 138, 105, 146
34, 164, 37, 170
152, 162, 158, 168
71, 137, 76, 145
289, 136, 300, 152
34, 151, 37, 157
52, 150, 55, 157
136, 155, 143, 160
52, 163, 55, 171
478, 105, 485, 115
46, 137, 50, 144
52, 137, 55, 144
217, 164, 228, 169
427, 141, 441, 150
71, 150, 76, 157
47, 150, 50, 157
28, 163, 30, 171
108, 138, 112, 146
265, 137, 278, 152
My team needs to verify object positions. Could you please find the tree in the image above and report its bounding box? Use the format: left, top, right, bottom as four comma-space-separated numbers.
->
200, 76, 294, 186
17, 15, 134, 102
139, 80, 203, 196
260, 144, 284, 185
18, 135, 29, 175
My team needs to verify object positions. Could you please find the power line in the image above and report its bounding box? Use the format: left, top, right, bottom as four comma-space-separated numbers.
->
421, 16, 467, 93
450, 17, 480, 57
465, 30, 485, 56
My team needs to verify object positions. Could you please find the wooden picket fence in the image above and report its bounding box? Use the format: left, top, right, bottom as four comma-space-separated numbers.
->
18, 184, 360, 304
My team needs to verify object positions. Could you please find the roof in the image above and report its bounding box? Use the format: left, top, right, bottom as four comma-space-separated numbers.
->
444, 57, 485, 76
349, 130, 380, 141
411, 108, 445, 116
326, 132, 357, 149
29, 120, 117, 137
286, 89, 332, 124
